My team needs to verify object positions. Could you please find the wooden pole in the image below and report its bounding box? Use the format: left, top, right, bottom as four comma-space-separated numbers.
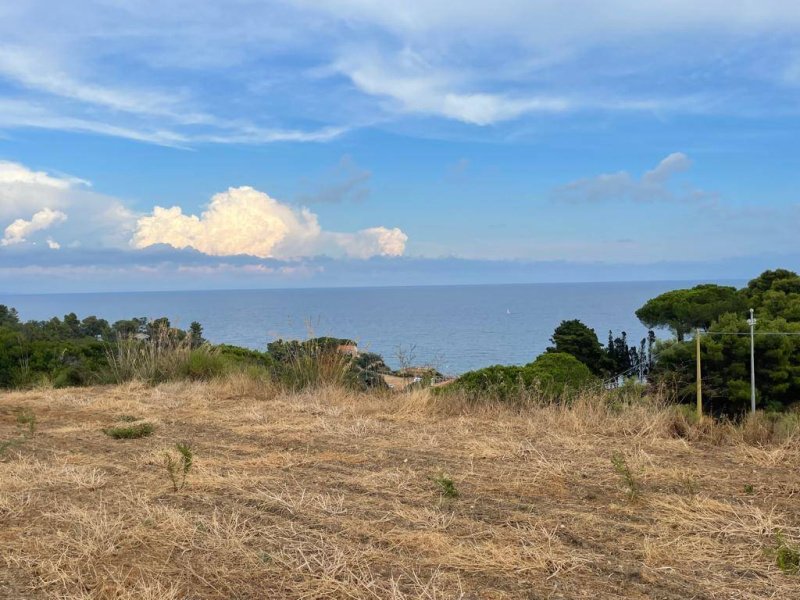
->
695, 329, 702, 419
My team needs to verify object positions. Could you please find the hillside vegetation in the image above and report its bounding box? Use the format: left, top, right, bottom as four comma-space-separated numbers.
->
1, 378, 799, 599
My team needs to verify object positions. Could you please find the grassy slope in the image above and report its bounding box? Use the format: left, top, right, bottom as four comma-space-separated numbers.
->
1, 379, 799, 599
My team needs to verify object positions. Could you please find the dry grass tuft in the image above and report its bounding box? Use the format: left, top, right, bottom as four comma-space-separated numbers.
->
1, 377, 799, 598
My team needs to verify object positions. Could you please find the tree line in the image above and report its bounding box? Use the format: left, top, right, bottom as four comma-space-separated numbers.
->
541, 269, 800, 413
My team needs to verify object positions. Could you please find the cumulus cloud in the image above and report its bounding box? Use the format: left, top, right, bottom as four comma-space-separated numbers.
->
552, 152, 714, 204
0, 160, 407, 260
132, 186, 406, 259
1, 207, 67, 246
0, 160, 136, 247
330, 227, 409, 259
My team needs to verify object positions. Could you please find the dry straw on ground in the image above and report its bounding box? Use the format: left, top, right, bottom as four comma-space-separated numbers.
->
1, 378, 799, 599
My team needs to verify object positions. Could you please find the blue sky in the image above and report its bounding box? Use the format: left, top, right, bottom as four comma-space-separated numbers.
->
1, 0, 800, 292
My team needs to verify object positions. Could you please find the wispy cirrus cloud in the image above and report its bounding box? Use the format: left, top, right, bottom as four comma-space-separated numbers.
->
1, 1, 800, 144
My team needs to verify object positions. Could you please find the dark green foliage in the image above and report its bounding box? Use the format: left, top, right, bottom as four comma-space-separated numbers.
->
648, 270, 800, 413
547, 319, 607, 375
103, 423, 154, 439
636, 284, 745, 341
431, 473, 458, 498
0, 306, 210, 389
189, 321, 205, 348
216, 344, 274, 368
526, 352, 596, 397
0, 305, 20, 327
773, 533, 800, 574
448, 352, 595, 401
449, 364, 529, 398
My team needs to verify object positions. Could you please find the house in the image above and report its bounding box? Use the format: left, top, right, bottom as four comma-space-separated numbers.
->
336, 343, 359, 357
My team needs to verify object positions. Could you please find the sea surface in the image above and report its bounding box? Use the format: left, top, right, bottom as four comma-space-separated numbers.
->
0, 282, 738, 374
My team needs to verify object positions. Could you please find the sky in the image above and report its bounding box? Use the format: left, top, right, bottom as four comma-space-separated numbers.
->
1, 0, 800, 292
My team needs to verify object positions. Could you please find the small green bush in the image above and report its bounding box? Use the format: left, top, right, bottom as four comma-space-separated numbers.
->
446, 352, 596, 402
432, 473, 459, 498
182, 347, 227, 380
164, 442, 193, 491
14, 408, 36, 437
611, 452, 640, 501
524, 352, 596, 399
103, 423, 154, 439
774, 534, 800, 574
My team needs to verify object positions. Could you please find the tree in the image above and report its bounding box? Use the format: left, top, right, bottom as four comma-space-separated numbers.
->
189, 321, 205, 348
524, 352, 596, 399
0, 305, 20, 328
547, 319, 606, 375
635, 284, 744, 341
741, 269, 800, 321
80, 316, 110, 339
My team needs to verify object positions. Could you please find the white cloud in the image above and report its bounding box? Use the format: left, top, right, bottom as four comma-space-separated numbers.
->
132, 186, 407, 259
552, 152, 714, 205
0, 160, 87, 189
642, 152, 692, 185
330, 227, 408, 259
0, 160, 136, 245
0, 161, 407, 259
1, 207, 66, 246
336, 52, 569, 125
0, 1, 798, 143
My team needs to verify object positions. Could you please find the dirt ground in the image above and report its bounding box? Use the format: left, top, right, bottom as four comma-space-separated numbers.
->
1, 379, 799, 599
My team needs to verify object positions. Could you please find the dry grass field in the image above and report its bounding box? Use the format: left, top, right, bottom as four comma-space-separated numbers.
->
1, 378, 799, 599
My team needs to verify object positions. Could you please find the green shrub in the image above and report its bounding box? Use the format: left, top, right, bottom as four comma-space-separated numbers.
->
524, 352, 596, 400
182, 347, 227, 380
611, 451, 640, 501
774, 534, 800, 574
273, 341, 357, 390
446, 364, 529, 399
103, 423, 154, 439
14, 408, 36, 437
431, 473, 459, 498
446, 352, 596, 402
164, 442, 193, 491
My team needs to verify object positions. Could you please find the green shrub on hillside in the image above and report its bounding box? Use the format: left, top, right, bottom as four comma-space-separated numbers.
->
525, 352, 596, 399
447, 352, 595, 402
182, 347, 228, 380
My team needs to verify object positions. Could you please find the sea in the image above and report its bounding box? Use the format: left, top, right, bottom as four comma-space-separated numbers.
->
0, 281, 739, 375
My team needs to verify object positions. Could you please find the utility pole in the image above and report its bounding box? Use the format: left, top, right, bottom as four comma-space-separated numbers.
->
747, 308, 757, 414
695, 328, 702, 419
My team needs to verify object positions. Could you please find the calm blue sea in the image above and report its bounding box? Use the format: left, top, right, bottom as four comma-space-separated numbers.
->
0, 282, 738, 374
